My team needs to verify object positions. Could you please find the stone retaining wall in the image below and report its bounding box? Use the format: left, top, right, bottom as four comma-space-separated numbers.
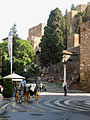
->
80, 21, 90, 92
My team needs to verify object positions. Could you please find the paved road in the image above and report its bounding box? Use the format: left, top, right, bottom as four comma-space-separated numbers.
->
0, 94, 90, 120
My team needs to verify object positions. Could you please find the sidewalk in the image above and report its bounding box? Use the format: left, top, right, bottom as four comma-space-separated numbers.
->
0, 94, 11, 115
39, 92, 90, 96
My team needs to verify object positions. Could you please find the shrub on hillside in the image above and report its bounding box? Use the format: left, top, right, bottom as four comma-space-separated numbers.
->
3, 78, 13, 98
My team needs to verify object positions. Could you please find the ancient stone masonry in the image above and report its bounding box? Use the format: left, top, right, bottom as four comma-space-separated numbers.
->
80, 21, 90, 92
76, 4, 86, 12
67, 34, 79, 49
68, 10, 78, 31
68, 4, 86, 32
28, 4, 90, 92
27, 23, 46, 51
47, 22, 90, 92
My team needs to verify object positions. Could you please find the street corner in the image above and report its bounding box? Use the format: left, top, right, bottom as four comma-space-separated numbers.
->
0, 102, 10, 115
0, 93, 3, 101
0, 98, 11, 115
0, 94, 13, 115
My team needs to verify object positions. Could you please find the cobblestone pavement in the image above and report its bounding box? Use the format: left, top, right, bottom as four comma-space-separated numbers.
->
0, 94, 90, 120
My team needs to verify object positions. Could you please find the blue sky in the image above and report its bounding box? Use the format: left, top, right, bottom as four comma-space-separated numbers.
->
0, 0, 89, 41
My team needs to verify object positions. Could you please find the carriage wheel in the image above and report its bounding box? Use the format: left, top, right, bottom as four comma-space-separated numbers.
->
35, 90, 39, 101
15, 92, 18, 102
27, 93, 30, 102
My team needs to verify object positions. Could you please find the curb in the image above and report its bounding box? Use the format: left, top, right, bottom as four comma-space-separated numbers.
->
39, 92, 90, 96
0, 102, 10, 115
0, 94, 12, 115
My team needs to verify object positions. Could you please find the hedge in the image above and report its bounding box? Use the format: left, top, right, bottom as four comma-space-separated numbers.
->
3, 78, 13, 98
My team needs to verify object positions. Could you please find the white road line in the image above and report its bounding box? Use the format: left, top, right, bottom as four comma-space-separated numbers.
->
54, 100, 68, 110
54, 99, 87, 112
44, 99, 65, 111
64, 99, 90, 111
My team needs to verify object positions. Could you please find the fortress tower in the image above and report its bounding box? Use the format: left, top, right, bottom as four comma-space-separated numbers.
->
27, 23, 46, 51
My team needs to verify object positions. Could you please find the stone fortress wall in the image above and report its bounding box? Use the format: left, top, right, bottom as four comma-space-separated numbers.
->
80, 22, 90, 92
67, 34, 79, 49
68, 4, 86, 31
76, 4, 86, 12
27, 4, 90, 92
27, 23, 46, 51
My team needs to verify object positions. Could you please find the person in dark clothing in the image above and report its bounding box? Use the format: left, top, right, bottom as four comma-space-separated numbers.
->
64, 85, 67, 96
23, 79, 26, 95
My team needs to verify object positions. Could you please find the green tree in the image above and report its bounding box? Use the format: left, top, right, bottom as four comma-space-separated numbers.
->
75, 11, 84, 34
64, 9, 70, 49
1, 38, 35, 77
11, 24, 18, 57
39, 8, 64, 67
26, 63, 40, 78
11, 23, 18, 38
83, 3, 90, 22
71, 3, 76, 10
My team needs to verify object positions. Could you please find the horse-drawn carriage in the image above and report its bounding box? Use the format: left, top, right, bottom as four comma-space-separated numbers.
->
15, 82, 39, 103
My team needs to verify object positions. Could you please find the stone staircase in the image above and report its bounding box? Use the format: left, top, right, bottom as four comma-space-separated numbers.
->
46, 82, 84, 93
46, 83, 63, 93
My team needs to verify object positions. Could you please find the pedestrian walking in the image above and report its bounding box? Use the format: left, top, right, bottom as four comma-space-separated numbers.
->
44, 83, 47, 91
64, 85, 67, 96
23, 79, 26, 86
23, 79, 26, 95
18, 84, 24, 103
40, 82, 43, 92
